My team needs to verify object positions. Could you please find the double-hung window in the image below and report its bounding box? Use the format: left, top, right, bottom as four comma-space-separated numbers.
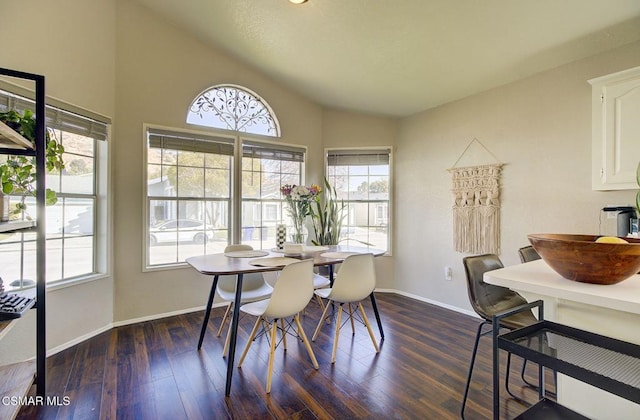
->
0, 85, 109, 288
241, 140, 305, 250
145, 127, 234, 267
144, 129, 306, 268
326, 148, 392, 252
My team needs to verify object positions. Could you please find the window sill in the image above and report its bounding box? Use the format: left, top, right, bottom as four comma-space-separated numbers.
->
46, 272, 111, 292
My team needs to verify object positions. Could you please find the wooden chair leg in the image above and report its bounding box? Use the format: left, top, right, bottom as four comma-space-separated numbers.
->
358, 303, 379, 353
348, 303, 355, 335
295, 314, 319, 369
315, 294, 325, 311
238, 316, 262, 367
222, 319, 234, 357
266, 319, 278, 393
312, 299, 332, 341
217, 302, 232, 337
280, 319, 287, 351
331, 305, 343, 364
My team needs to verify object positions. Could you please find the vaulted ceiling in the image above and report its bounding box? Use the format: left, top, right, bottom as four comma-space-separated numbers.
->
132, 0, 640, 117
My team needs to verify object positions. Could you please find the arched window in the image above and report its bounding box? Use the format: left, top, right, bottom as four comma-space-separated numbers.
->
186, 84, 280, 137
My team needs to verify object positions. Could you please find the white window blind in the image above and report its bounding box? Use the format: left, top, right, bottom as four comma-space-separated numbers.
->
327, 149, 391, 166
242, 140, 305, 162
0, 86, 109, 142
148, 127, 234, 155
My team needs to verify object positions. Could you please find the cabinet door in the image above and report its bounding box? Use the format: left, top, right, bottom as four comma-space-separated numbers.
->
590, 66, 640, 190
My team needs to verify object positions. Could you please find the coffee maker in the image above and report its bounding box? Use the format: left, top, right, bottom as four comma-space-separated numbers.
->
600, 206, 638, 237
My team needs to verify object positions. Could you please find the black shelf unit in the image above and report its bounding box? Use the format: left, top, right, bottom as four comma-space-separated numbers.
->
492, 301, 640, 419
0, 67, 47, 398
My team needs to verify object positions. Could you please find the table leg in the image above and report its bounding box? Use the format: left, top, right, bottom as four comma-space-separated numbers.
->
369, 292, 385, 340
225, 273, 243, 396
198, 275, 219, 350
328, 265, 334, 286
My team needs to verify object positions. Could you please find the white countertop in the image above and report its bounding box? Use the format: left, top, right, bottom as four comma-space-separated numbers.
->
484, 259, 640, 316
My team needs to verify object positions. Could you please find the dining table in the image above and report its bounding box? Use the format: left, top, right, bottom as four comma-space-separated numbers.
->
186, 244, 386, 396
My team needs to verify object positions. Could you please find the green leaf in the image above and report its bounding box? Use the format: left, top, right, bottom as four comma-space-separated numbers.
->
2, 182, 14, 194
45, 189, 58, 206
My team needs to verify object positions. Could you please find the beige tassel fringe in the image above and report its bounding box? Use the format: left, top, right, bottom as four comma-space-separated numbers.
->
449, 164, 502, 254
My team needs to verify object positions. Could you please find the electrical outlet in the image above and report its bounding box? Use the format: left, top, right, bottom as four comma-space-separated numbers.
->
445, 266, 452, 281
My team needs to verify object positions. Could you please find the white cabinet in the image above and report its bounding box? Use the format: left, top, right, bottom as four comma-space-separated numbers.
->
589, 66, 640, 191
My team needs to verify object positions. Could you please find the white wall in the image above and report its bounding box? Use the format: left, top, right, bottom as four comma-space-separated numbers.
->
0, 0, 116, 361
396, 41, 640, 312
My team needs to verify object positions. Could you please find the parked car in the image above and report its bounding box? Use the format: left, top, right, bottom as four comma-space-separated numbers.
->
149, 219, 209, 246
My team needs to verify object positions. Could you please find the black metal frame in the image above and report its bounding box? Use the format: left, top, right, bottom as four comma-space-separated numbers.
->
493, 300, 640, 419
460, 318, 532, 418
0, 67, 47, 396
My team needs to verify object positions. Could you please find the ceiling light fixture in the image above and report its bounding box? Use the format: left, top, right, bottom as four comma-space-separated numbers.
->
289, 0, 308, 4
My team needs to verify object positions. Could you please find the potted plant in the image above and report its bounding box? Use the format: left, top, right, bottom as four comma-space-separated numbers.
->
0, 109, 65, 220
310, 177, 346, 246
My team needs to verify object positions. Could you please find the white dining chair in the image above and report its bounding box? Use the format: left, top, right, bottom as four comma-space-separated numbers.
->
265, 269, 329, 310
312, 272, 331, 309
311, 253, 380, 363
237, 259, 319, 393
217, 244, 273, 356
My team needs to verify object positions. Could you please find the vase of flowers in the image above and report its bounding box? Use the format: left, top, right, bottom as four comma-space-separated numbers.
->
280, 183, 321, 244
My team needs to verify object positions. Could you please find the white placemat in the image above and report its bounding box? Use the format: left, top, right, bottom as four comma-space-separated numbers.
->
320, 251, 360, 259
224, 250, 270, 258
249, 257, 301, 267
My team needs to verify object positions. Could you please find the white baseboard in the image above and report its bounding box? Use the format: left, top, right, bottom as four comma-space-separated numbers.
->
47, 293, 477, 356
47, 323, 114, 357
112, 303, 226, 327
47, 302, 229, 356
374, 288, 479, 319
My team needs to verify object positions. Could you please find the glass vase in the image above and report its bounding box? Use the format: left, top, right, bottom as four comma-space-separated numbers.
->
290, 224, 308, 244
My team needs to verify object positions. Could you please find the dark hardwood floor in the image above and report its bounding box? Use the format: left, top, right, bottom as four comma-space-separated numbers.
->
17, 293, 547, 419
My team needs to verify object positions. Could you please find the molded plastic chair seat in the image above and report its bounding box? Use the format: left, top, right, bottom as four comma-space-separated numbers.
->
217, 244, 273, 356
313, 273, 330, 289
312, 253, 380, 363
217, 283, 273, 303
237, 259, 319, 393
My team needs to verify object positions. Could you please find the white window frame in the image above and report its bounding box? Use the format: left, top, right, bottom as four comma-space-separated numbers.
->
142, 125, 307, 270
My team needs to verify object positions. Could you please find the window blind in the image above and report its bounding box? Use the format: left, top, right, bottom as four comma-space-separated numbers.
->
0, 86, 109, 141
242, 139, 305, 162
147, 127, 234, 155
327, 148, 391, 166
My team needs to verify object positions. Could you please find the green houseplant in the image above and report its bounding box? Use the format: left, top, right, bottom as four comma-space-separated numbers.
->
0, 109, 65, 219
310, 177, 346, 246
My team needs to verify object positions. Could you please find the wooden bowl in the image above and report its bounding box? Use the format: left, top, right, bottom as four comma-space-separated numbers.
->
528, 233, 640, 285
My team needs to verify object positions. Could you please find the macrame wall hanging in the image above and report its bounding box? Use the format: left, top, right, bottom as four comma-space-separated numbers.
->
448, 139, 503, 254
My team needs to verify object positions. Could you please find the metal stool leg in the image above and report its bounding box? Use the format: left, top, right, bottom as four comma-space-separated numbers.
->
461, 320, 489, 418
